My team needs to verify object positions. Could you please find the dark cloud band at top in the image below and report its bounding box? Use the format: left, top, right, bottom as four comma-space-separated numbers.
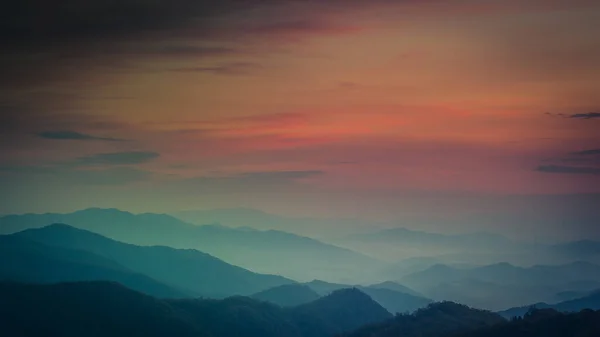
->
0, 0, 259, 44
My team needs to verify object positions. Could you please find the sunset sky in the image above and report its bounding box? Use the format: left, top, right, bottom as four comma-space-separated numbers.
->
1, 0, 599, 239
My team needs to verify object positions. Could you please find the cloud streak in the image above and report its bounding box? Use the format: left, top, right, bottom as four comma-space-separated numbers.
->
241, 19, 361, 37
145, 45, 239, 57
75, 151, 160, 166
536, 165, 600, 175
236, 170, 324, 181
164, 169, 325, 195
570, 112, 600, 119
169, 62, 261, 75
572, 149, 600, 156
36, 131, 126, 142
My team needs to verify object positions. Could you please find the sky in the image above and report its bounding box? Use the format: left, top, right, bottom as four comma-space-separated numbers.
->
1, 0, 599, 240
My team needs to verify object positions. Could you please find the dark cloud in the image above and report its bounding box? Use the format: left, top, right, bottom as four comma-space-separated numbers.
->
140, 45, 239, 57
243, 19, 356, 36
0, 106, 131, 154
75, 151, 160, 166
237, 170, 324, 181
149, 44, 237, 56
536, 165, 600, 175
0, 0, 364, 89
561, 157, 600, 166
191, 170, 324, 183
541, 149, 600, 167
0, 1, 259, 45
572, 149, 600, 156
544, 112, 566, 117
0, 104, 127, 135
36, 131, 126, 142
0, 0, 257, 90
570, 112, 600, 119
169, 62, 261, 75
0, 0, 410, 46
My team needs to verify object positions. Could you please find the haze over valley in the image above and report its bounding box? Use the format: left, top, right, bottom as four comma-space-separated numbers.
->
2, 207, 600, 312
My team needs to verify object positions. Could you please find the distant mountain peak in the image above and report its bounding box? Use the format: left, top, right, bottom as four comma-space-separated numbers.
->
480, 262, 517, 270
236, 226, 258, 232
371, 280, 407, 287
75, 207, 133, 215
44, 222, 75, 229
428, 263, 457, 271
17, 223, 106, 242
330, 287, 367, 297
252, 283, 320, 307
366, 281, 422, 297
292, 286, 392, 333
22, 223, 102, 236
215, 207, 271, 215
300, 287, 380, 307
199, 223, 231, 230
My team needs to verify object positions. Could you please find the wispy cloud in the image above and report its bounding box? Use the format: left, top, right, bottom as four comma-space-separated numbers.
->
145, 45, 238, 57
75, 151, 160, 166
572, 149, 600, 156
166, 169, 325, 194
536, 165, 600, 175
242, 19, 361, 37
169, 62, 261, 75
570, 112, 600, 119
155, 112, 311, 134
36, 131, 126, 142
235, 170, 324, 181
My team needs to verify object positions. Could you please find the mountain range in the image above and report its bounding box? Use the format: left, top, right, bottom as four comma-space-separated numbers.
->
0, 281, 392, 337
402, 262, 600, 288
6, 224, 293, 298
341, 301, 505, 337
0, 208, 381, 283
399, 262, 600, 310
173, 207, 600, 267
0, 223, 431, 315
247, 279, 433, 314
3, 207, 600, 311
345, 227, 514, 251
172, 207, 389, 238
303, 280, 432, 314
459, 308, 600, 337
498, 290, 600, 318
252, 284, 321, 307
552, 240, 600, 260
0, 234, 187, 298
